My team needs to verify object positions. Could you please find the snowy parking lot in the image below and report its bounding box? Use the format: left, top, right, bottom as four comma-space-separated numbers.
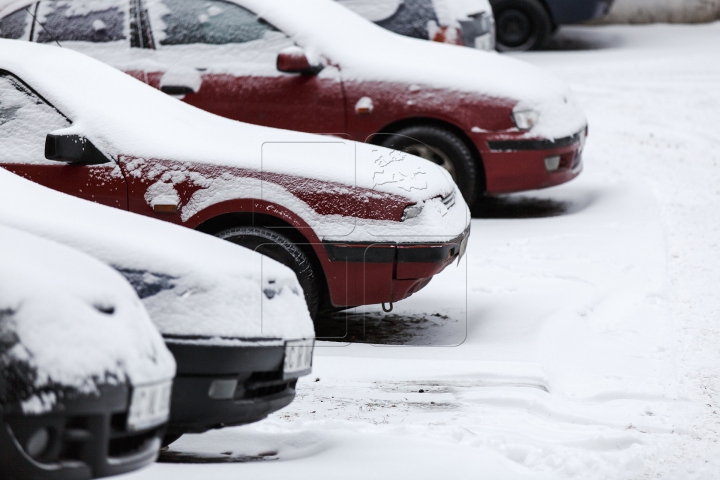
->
124, 23, 720, 479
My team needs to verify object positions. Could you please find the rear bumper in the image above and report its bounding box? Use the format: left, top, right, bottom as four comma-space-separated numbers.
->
322, 226, 470, 306
0, 385, 164, 480
479, 128, 585, 194
548, 0, 615, 24
164, 339, 312, 435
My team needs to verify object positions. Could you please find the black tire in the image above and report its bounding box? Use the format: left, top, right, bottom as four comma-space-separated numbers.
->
492, 0, 552, 51
379, 125, 480, 207
215, 226, 321, 318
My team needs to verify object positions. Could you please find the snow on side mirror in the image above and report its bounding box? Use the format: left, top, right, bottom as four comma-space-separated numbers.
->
45, 134, 109, 165
276, 47, 324, 75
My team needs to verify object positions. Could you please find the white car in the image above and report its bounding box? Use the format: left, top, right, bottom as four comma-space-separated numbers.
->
0, 224, 175, 479
337, 0, 496, 50
0, 166, 315, 445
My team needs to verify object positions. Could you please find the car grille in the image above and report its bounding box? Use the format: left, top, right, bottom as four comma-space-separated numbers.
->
441, 191, 456, 209
238, 370, 297, 400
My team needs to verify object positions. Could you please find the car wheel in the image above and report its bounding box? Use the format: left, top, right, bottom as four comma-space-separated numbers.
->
379, 125, 480, 207
492, 0, 552, 51
215, 226, 321, 318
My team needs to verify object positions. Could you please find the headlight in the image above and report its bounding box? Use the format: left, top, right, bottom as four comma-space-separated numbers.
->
512, 109, 539, 131
402, 203, 423, 221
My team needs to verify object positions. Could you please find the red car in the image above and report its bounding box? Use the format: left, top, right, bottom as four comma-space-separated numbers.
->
0, 0, 587, 207
0, 39, 470, 317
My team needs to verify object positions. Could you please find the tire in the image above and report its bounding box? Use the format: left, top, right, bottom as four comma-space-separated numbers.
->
379, 125, 480, 207
492, 0, 552, 52
215, 226, 321, 318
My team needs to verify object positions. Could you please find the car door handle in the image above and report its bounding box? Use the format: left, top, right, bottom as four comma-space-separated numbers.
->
160, 85, 195, 95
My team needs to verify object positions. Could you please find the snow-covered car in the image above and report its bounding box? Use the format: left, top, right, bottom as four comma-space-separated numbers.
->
337, 0, 495, 50
0, 225, 175, 479
490, 0, 614, 51
0, 38, 471, 316
0, 0, 585, 209
0, 165, 315, 445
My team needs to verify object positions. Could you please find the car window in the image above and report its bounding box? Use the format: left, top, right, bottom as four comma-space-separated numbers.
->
149, 0, 275, 45
0, 73, 71, 164
0, 7, 31, 40
35, 0, 129, 43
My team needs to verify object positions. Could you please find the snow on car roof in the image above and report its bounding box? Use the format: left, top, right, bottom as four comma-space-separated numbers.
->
0, 224, 175, 413
0, 38, 452, 205
0, 168, 315, 341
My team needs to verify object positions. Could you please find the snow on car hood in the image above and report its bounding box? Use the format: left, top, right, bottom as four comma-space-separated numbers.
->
0, 168, 315, 341
0, 224, 175, 413
0, 40, 455, 205
241, 0, 586, 139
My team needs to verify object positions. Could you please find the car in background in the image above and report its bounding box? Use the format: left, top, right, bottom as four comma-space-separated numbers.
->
0, 0, 586, 209
337, 0, 495, 50
0, 38, 470, 316
0, 225, 175, 479
490, 0, 615, 51
0, 166, 316, 446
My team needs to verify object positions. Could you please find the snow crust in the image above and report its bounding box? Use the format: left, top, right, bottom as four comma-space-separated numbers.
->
123, 23, 720, 480
0, 168, 315, 341
0, 224, 175, 412
0, 40, 470, 242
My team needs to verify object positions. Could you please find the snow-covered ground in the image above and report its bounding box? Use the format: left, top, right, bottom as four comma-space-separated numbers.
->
123, 23, 720, 479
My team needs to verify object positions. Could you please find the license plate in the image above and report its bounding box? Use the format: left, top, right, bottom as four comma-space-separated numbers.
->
127, 380, 172, 431
283, 339, 314, 378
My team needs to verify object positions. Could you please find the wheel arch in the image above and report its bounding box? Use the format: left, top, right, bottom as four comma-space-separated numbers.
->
369, 116, 487, 193
195, 211, 332, 308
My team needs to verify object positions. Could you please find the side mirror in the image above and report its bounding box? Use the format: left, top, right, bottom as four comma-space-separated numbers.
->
276, 47, 324, 75
45, 134, 109, 165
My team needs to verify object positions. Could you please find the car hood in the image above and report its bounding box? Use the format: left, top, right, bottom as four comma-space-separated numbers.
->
242, 0, 586, 139
0, 40, 458, 205
0, 168, 315, 341
0, 225, 175, 413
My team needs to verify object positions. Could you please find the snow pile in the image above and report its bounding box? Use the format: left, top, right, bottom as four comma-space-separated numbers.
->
0, 168, 315, 341
0, 224, 175, 412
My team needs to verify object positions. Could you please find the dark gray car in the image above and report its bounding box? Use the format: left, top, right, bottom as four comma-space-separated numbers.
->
491, 0, 614, 51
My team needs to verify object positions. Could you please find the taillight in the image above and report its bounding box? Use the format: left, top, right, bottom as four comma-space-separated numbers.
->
431, 26, 464, 46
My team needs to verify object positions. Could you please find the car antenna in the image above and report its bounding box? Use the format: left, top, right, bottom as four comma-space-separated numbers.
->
24, 4, 62, 47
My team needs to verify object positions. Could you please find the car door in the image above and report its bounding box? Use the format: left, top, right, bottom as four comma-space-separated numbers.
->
0, 72, 128, 209
141, 0, 346, 134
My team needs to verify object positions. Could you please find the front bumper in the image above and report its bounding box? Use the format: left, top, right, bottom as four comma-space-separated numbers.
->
0, 385, 164, 480
479, 128, 586, 194
163, 338, 313, 435
322, 225, 471, 306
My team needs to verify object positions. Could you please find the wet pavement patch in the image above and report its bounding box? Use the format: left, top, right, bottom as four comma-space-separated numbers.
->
314, 311, 454, 345
158, 449, 278, 464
